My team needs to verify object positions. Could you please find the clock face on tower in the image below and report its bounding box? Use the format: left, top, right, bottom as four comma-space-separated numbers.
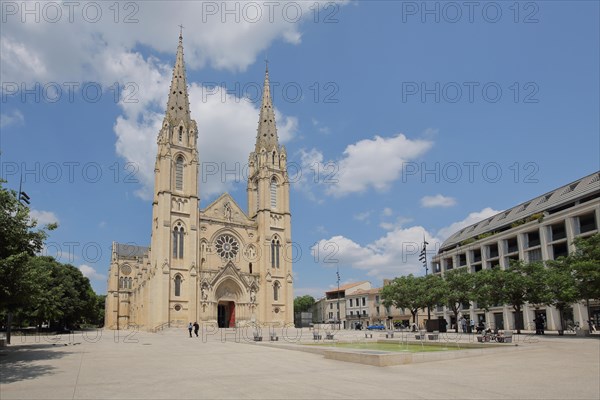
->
215, 234, 239, 259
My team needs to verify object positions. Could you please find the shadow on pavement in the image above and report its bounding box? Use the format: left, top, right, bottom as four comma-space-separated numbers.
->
0, 344, 74, 384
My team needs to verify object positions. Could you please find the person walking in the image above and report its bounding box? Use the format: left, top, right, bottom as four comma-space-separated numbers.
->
193, 322, 200, 337
460, 316, 467, 333
188, 322, 193, 338
469, 318, 475, 333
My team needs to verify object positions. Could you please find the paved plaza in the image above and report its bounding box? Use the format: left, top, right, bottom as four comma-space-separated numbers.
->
1, 328, 599, 399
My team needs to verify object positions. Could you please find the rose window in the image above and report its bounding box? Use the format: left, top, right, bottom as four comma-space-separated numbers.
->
215, 234, 239, 259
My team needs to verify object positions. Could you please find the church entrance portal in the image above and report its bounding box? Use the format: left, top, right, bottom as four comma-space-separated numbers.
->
218, 301, 235, 328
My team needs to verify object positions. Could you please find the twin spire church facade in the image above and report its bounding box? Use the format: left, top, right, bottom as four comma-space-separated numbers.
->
105, 34, 293, 330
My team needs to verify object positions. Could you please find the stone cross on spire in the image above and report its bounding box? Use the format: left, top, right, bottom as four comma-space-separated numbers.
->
165, 30, 191, 125
255, 61, 279, 152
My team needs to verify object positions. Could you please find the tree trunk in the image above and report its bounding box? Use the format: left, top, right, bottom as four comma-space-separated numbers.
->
557, 307, 565, 335
454, 308, 459, 333
514, 305, 521, 334
6, 312, 13, 345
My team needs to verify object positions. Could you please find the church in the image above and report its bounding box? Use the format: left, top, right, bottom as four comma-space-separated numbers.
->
104, 32, 293, 330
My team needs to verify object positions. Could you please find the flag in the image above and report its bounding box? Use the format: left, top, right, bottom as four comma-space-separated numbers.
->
20, 191, 30, 205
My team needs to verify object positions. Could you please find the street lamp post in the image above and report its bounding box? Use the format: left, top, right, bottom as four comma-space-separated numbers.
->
336, 266, 340, 330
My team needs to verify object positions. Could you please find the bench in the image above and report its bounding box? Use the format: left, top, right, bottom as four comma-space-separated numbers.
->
253, 335, 263, 342
325, 333, 335, 340
313, 333, 322, 341
270, 334, 279, 342
364, 333, 373, 338
428, 331, 439, 340
415, 330, 426, 340
385, 331, 394, 339
497, 331, 513, 343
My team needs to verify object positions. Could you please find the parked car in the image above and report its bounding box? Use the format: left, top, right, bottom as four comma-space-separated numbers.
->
366, 324, 385, 330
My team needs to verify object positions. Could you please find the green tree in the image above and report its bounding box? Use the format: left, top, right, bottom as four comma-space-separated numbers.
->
0, 180, 56, 342
19, 256, 99, 329
294, 295, 316, 313
421, 274, 446, 322
567, 233, 600, 329
442, 269, 474, 332
381, 275, 427, 324
499, 261, 549, 334
472, 268, 506, 312
544, 258, 578, 334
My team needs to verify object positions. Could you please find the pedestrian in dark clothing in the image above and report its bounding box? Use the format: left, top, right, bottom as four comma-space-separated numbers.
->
534, 316, 545, 335
193, 322, 199, 337
188, 322, 193, 338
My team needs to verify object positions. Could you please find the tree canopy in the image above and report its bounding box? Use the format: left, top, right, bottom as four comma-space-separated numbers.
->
0, 180, 56, 311
0, 180, 104, 334
294, 295, 316, 313
380, 233, 600, 334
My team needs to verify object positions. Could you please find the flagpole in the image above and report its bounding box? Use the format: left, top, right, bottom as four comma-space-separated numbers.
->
420, 235, 431, 323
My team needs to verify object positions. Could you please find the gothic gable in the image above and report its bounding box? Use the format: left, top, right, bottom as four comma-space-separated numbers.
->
210, 261, 251, 290
201, 193, 252, 225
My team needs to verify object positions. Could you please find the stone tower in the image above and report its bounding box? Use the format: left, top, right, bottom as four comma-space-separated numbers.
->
247, 64, 293, 325
148, 30, 200, 328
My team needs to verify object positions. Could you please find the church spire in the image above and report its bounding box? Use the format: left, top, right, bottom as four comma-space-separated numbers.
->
165, 29, 191, 125
255, 61, 279, 152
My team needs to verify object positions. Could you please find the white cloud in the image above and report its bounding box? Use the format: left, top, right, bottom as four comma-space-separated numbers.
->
1, 2, 338, 201
311, 207, 501, 279
421, 194, 457, 208
325, 134, 433, 197
292, 147, 326, 203
79, 264, 106, 281
379, 216, 413, 231
381, 207, 393, 217
312, 227, 439, 280
0, 109, 24, 129
29, 209, 59, 226
310, 118, 330, 134
114, 82, 298, 200
353, 211, 372, 222
436, 207, 501, 241
1, 2, 349, 84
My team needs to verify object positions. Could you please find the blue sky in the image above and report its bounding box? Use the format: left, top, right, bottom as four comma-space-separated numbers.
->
1, 1, 598, 297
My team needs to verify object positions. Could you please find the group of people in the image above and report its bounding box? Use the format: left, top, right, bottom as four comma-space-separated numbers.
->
458, 316, 475, 333
188, 322, 199, 337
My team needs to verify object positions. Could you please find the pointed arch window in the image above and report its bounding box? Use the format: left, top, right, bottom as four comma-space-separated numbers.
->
128, 277, 132, 289
270, 178, 277, 209
174, 275, 182, 297
175, 156, 184, 191
273, 281, 281, 302
178, 126, 183, 142
173, 225, 184, 259
119, 277, 125, 289
271, 238, 280, 269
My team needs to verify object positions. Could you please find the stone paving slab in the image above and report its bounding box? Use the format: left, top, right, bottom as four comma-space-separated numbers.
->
1, 328, 598, 399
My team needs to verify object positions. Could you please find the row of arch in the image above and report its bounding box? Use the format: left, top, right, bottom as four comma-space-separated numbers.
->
119, 277, 133, 289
